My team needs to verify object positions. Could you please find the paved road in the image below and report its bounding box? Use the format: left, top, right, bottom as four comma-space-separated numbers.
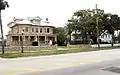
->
25, 59, 120, 75
1, 48, 120, 75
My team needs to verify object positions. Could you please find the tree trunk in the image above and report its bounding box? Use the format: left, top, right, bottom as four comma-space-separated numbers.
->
69, 34, 71, 43
111, 34, 114, 47
0, 10, 5, 55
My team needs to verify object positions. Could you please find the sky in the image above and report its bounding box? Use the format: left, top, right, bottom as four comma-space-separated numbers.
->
1, 0, 120, 37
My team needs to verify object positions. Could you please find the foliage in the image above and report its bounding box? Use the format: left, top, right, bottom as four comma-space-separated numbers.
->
0, 0, 9, 10
66, 9, 120, 44
55, 27, 67, 46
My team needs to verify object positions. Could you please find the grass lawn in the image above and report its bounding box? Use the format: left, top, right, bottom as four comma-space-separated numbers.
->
57, 46, 68, 48
0, 46, 120, 58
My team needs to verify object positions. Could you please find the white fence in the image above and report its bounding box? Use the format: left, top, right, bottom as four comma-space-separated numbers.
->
91, 44, 120, 48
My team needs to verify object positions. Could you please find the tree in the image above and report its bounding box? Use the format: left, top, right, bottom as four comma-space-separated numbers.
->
103, 14, 120, 46
0, 0, 9, 55
67, 9, 105, 44
55, 27, 67, 46
66, 17, 78, 42
66, 8, 120, 47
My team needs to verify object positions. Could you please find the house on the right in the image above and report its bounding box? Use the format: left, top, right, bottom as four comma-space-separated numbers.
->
99, 30, 120, 43
70, 30, 120, 44
99, 30, 112, 43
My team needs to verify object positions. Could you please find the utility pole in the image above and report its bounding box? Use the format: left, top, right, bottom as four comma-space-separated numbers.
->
96, 4, 100, 48
0, 0, 9, 55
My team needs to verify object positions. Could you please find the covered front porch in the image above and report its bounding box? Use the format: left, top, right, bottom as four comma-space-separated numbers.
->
8, 35, 57, 46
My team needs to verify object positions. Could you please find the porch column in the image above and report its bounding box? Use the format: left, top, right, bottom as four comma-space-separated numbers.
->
28, 36, 30, 41
9, 36, 12, 46
18, 36, 20, 47
23, 36, 25, 41
10, 36, 13, 42
19, 36, 20, 41
54, 35, 57, 48
10, 36, 13, 46
34, 36, 37, 41
55, 35, 57, 42
45, 35, 47, 44
38, 36, 40, 46
28, 36, 31, 46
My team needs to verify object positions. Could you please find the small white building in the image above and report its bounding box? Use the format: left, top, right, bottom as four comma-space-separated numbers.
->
71, 30, 82, 41
99, 30, 112, 43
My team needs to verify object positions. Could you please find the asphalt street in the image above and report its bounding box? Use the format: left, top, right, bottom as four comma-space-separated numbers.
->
1, 48, 120, 75
24, 59, 120, 75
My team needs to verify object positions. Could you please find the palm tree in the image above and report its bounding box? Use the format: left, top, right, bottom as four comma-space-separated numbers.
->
0, 0, 9, 55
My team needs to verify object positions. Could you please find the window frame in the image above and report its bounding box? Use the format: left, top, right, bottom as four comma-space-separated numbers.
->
40, 28, 42, 33
36, 28, 38, 33
32, 28, 34, 32
47, 28, 49, 33
25, 27, 29, 32
44, 28, 46, 33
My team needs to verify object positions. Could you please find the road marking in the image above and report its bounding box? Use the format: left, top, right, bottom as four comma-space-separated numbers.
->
79, 56, 104, 65
0, 68, 41, 71
56, 63, 77, 68
1, 68, 42, 75
2, 56, 105, 75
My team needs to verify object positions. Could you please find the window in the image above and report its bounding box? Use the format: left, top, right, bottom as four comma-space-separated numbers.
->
14, 27, 18, 33
44, 28, 46, 33
32, 28, 34, 32
101, 35, 104, 38
25, 27, 28, 32
36, 28, 38, 33
47, 28, 49, 33
16, 29, 18, 33
40, 28, 42, 33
